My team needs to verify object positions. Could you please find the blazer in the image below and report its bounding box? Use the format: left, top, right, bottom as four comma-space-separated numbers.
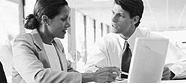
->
0, 62, 7, 83
12, 29, 82, 83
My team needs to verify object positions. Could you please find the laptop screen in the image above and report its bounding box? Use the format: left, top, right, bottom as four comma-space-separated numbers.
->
128, 37, 169, 83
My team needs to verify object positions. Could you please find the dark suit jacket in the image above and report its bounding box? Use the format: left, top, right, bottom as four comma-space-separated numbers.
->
0, 62, 7, 83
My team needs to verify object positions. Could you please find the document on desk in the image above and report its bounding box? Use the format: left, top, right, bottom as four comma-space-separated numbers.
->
113, 78, 127, 83
113, 79, 186, 83
161, 80, 186, 83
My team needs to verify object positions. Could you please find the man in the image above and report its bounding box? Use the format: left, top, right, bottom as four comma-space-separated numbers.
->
84, 0, 173, 80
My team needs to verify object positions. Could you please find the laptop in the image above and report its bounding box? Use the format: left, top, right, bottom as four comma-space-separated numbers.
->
127, 37, 169, 83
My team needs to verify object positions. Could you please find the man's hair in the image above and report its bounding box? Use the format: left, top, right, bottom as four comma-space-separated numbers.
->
115, 0, 144, 27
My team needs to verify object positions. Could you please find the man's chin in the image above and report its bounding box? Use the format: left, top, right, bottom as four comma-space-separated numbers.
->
111, 28, 120, 33
111, 30, 120, 34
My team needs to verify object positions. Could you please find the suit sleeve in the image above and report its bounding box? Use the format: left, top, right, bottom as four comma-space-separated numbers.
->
13, 35, 82, 83
84, 37, 110, 73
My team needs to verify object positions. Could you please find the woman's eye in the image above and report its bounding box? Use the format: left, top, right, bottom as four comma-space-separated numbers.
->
67, 17, 70, 21
61, 16, 68, 21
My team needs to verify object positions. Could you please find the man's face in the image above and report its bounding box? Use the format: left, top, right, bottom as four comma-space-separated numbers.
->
112, 4, 136, 38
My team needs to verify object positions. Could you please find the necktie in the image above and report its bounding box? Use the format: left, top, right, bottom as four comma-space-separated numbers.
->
121, 41, 132, 78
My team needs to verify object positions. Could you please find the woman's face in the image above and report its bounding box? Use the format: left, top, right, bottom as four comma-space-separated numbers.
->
112, 4, 136, 38
47, 5, 71, 39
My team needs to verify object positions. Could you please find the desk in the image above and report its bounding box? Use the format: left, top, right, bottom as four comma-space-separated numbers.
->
161, 80, 186, 83
112, 79, 186, 83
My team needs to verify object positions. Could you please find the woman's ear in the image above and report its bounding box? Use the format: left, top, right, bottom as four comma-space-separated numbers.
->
41, 15, 50, 25
132, 16, 139, 25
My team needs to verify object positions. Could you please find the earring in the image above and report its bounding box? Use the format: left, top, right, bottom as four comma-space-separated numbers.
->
45, 22, 48, 25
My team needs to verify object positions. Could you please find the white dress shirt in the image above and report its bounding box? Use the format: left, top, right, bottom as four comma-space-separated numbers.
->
84, 28, 186, 79
84, 28, 145, 72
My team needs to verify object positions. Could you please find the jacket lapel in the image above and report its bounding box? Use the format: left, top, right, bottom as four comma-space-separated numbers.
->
30, 29, 51, 68
30, 29, 67, 71
53, 39, 68, 71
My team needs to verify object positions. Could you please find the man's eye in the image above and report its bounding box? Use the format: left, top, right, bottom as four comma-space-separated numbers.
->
61, 18, 67, 21
119, 13, 125, 18
116, 13, 121, 17
112, 11, 115, 15
121, 15, 125, 18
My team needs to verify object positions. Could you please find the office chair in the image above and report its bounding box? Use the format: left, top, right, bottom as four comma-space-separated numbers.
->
0, 61, 7, 83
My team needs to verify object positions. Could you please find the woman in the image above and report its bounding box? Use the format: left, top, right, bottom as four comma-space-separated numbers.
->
12, 0, 119, 83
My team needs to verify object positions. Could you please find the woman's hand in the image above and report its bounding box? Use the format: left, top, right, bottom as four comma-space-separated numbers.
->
93, 67, 120, 83
82, 67, 120, 83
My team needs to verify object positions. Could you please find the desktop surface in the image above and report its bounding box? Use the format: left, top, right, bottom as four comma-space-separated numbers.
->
113, 78, 186, 83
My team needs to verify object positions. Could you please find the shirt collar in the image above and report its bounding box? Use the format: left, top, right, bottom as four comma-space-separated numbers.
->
118, 28, 143, 52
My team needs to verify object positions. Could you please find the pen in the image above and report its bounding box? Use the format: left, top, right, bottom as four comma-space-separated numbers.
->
95, 65, 103, 69
120, 71, 129, 75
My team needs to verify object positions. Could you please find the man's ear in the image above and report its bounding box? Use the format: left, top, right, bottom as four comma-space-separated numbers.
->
41, 15, 50, 25
132, 16, 139, 25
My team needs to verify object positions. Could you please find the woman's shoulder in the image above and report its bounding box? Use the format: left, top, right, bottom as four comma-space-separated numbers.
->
14, 33, 34, 44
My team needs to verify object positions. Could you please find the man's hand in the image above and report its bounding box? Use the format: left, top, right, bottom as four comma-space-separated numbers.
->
162, 66, 171, 80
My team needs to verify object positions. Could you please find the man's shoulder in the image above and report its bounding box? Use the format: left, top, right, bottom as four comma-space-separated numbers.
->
102, 33, 119, 40
95, 33, 119, 46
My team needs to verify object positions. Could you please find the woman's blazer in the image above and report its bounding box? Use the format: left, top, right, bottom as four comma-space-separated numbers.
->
12, 29, 82, 83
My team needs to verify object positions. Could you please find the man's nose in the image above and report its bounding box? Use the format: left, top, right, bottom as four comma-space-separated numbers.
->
112, 15, 118, 23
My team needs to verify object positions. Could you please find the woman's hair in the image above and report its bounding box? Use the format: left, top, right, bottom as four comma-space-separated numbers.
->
24, 0, 68, 30
114, 0, 144, 27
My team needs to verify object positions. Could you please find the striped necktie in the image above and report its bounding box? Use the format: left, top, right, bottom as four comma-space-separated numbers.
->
121, 41, 132, 78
